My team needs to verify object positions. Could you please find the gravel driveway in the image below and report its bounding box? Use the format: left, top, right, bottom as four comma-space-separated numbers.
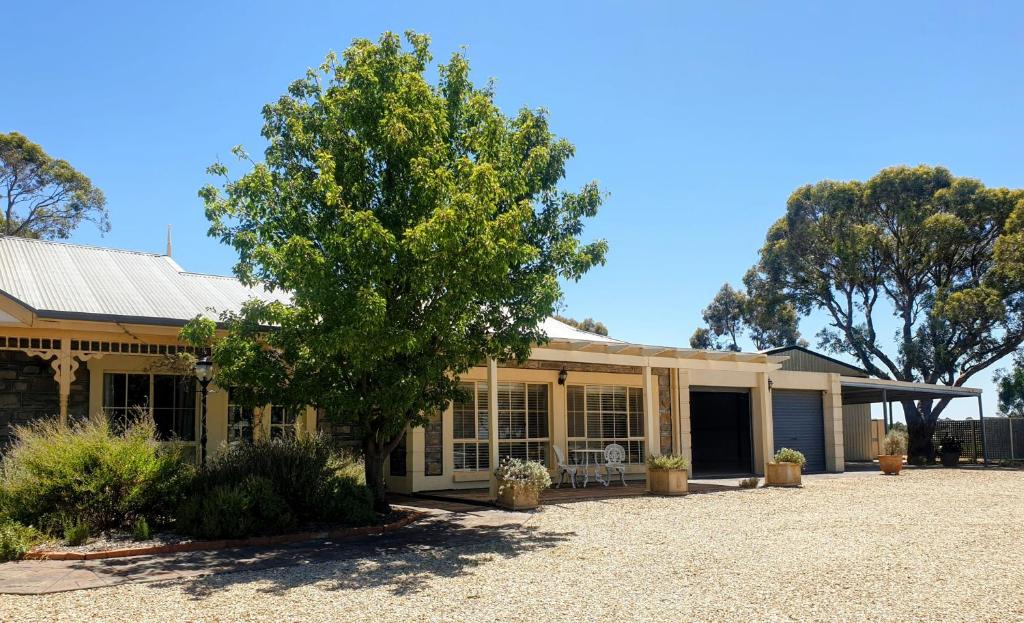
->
2, 469, 1023, 622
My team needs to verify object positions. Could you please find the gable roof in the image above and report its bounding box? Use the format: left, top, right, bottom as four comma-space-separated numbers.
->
762, 344, 870, 376
0, 236, 287, 326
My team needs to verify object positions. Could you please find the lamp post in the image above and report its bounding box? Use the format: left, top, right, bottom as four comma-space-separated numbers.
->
194, 355, 214, 463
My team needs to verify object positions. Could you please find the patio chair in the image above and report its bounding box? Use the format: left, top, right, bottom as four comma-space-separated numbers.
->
602, 443, 627, 487
553, 445, 579, 489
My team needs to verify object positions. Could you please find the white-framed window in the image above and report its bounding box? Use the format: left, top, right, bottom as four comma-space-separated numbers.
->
270, 405, 298, 439
227, 389, 255, 445
567, 384, 645, 464
453, 381, 550, 471
102, 372, 196, 441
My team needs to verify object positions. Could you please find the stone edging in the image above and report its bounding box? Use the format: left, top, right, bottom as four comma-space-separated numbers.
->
24, 511, 425, 561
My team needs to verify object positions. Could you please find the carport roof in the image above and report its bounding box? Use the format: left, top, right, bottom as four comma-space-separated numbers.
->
840, 376, 982, 405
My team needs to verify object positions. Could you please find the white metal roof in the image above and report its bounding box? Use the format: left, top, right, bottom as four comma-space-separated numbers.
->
0, 236, 287, 325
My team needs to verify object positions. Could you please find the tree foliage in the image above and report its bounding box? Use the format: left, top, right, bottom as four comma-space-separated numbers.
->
689, 277, 803, 351
196, 32, 606, 509
995, 354, 1024, 418
553, 314, 609, 336
0, 132, 108, 239
748, 165, 1024, 460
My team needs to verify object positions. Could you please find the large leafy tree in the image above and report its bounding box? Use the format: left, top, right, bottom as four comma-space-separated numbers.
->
689, 276, 802, 351
995, 355, 1024, 418
553, 314, 609, 336
751, 165, 1024, 461
197, 32, 606, 510
0, 132, 109, 238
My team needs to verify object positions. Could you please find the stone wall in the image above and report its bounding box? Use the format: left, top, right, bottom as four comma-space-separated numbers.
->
503, 360, 643, 375
0, 350, 89, 447
424, 411, 443, 476
655, 368, 673, 455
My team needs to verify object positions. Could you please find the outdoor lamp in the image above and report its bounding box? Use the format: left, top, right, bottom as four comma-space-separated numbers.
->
558, 368, 568, 385
195, 356, 214, 384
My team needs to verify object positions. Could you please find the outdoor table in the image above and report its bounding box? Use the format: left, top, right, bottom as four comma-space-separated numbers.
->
570, 448, 608, 486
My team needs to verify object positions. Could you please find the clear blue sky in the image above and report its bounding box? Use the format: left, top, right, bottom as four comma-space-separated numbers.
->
5, 1, 1023, 420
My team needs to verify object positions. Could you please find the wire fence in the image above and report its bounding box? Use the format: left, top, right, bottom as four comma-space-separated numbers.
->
933, 418, 1024, 462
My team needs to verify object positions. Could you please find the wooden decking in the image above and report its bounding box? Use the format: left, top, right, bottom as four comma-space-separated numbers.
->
410, 480, 740, 508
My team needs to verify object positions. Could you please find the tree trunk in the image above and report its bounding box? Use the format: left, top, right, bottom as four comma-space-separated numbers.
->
363, 430, 407, 514
903, 399, 937, 464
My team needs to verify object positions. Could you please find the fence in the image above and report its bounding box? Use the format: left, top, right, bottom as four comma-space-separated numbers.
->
932, 418, 1024, 463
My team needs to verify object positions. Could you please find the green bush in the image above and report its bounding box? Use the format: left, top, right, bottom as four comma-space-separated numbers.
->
64, 520, 89, 546
0, 520, 41, 561
882, 429, 908, 456
176, 437, 373, 539
647, 454, 690, 470
132, 517, 151, 541
0, 415, 194, 536
738, 476, 760, 489
773, 447, 807, 467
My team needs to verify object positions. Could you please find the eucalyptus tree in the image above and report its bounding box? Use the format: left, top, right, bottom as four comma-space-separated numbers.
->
195, 32, 606, 509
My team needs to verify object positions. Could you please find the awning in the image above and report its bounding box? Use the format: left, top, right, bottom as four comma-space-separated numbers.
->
840, 376, 982, 405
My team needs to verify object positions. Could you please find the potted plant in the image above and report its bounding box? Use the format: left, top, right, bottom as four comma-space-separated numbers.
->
939, 436, 962, 467
766, 447, 806, 487
879, 429, 908, 475
494, 458, 551, 510
647, 454, 689, 495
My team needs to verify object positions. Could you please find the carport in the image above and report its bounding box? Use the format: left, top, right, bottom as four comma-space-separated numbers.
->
839, 377, 986, 463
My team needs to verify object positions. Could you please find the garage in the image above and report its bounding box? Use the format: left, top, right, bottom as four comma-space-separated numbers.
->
772, 389, 826, 472
689, 390, 753, 476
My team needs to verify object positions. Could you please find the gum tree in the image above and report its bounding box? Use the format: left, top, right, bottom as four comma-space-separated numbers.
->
751, 165, 1024, 462
197, 32, 606, 510
0, 132, 108, 238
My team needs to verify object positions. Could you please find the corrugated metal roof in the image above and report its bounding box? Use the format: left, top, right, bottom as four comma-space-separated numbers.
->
0, 237, 287, 325
540, 317, 623, 343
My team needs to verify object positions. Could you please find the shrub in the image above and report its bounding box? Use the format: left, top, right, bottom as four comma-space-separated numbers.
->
882, 429, 908, 456
132, 517, 151, 541
176, 437, 373, 539
0, 520, 41, 562
773, 447, 807, 467
64, 520, 89, 546
939, 436, 962, 454
0, 414, 194, 535
738, 476, 760, 489
494, 458, 551, 494
647, 454, 690, 470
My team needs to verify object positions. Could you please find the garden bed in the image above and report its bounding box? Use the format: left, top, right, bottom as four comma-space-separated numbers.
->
24, 510, 423, 561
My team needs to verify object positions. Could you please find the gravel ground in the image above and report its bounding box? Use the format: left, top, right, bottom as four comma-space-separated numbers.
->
3, 469, 1024, 623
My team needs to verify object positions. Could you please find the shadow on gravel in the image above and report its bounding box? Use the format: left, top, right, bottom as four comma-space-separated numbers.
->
176, 514, 573, 599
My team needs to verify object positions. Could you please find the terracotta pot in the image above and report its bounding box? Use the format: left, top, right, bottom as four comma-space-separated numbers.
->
765, 462, 802, 487
496, 481, 541, 510
648, 468, 689, 495
879, 454, 904, 475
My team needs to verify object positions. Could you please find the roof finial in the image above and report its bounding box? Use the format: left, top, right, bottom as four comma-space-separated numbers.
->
166, 224, 172, 257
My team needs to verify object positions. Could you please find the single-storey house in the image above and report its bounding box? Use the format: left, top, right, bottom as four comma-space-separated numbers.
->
0, 237, 984, 495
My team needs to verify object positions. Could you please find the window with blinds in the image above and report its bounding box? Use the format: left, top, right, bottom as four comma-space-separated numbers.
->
567, 384, 645, 464
453, 381, 550, 471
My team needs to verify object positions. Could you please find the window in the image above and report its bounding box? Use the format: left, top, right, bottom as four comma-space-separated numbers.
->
270, 405, 298, 439
567, 384, 645, 464
103, 373, 195, 441
453, 382, 550, 471
227, 389, 255, 445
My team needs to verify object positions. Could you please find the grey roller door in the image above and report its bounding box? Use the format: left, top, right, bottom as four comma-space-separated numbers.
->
772, 390, 826, 472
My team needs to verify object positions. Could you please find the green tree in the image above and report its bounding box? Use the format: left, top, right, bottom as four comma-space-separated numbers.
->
995, 355, 1024, 418
196, 32, 606, 510
0, 132, 108, 238
751, 165, 1024, 461
691, 274, 803, 352
553, 314, 609, 336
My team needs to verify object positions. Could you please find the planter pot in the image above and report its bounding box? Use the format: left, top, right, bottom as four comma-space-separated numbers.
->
765, 462, 802, 487
940, 451, 961, 467
878, 454, 904, 475
648, 468, 689, 495
496, 482, 541, 510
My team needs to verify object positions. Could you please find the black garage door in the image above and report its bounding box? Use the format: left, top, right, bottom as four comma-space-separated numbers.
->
772, 390, 826, 472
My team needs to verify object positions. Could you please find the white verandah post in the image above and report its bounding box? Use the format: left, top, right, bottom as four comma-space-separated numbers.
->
487, 357, 500, 499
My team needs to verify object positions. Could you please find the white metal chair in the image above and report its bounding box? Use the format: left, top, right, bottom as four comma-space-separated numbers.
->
553, 445, 579, 489
603, 443, 627, 487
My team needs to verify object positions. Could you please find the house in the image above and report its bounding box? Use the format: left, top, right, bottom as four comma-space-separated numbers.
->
0, 237, 984, 496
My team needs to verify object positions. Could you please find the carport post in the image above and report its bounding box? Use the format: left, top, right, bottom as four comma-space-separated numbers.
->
882, 389, 889, 434
978, 395, 988, 467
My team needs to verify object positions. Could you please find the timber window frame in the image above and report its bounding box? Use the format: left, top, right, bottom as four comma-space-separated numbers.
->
566, 384, 646, 464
